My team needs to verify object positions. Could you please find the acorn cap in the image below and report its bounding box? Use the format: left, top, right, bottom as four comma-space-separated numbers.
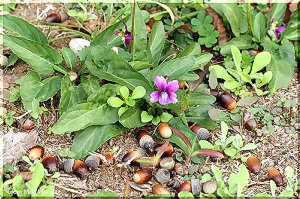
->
137, 130, 154, 150
191, 179, 202, 195
122, 148, 145, 163
63, 158, 75, 173
28, 146, 44, 161
85, 155, 100, 170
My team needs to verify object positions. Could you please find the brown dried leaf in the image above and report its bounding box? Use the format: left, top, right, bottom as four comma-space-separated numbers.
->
194, 149, 224, 158
205, 7, 228, 45
169, 126, 192, 149
11, 172, 33, 181
166, 24, 193, 37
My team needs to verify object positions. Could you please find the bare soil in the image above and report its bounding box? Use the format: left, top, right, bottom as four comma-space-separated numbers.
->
1, 3, 299, 198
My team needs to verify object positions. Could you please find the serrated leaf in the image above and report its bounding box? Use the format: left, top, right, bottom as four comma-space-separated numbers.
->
231, 45, 242, 73
2, 34, 65, 75
224, 147, 237, 157
0, 15, 48, 43
71, 125, 125, 159
61, 47, 76, 69
224, 80, 239, 89
147, 21, 165, 65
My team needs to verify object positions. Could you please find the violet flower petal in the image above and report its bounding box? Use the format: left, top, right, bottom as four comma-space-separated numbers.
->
166, 80, 179, 93
168, 92, 178, 104
150, 91, 161, 103
158, 92, 169, 105
276, 26, 285, 33
155, 76, 167, 90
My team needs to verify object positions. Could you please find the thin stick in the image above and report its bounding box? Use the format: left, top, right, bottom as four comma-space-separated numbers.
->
51, 183, 82, 194
13, 110, 32, 119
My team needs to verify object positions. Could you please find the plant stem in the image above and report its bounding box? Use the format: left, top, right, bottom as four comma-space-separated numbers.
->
178, 11, 199, 21
130, 0, 136, 54
48, 34, 78, 42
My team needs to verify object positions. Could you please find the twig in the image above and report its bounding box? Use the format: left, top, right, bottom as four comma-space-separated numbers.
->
13, 110, 32, 119
50, 182, 82, 194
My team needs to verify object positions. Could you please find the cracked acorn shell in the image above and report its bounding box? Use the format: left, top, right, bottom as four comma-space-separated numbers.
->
104, 151, 115, 165
268, 168, 283, 185
219, 92, 237, 110
137, 130, 154, 150
177, 181, 192, 193
174, 163, 185, 176
73, 160, 88, 178
42, 155, 58, 173
153, 143, 173, 157
63, 159, 75, 173
191, 179, 202, 195
203, 180, 217, 194
85, 155, 101, 170
247, 156, 261, 174
23, 119, 35, 130
155, 169, 170, 184
244, 118, 257, 131
28, 146, 44, 161
152, 184, 170, 195
158, 122, 172, 138
133, 170, 152, 184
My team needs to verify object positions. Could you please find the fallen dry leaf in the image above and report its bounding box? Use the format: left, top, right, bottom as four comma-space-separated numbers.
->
205, 7, 228, 45
188, 63, 210, 91
11, 171, 33, 181
166, 24, 193, 37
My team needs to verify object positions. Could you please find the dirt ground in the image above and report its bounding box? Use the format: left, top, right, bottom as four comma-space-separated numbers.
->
1, 3, 299, 198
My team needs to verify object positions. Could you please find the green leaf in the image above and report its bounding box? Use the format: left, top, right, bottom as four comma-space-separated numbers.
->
152, 116, 160, 125
211, 165, 223, 184
258, 71, 273, 87
12, 175, 27, 198
188, 92, 216, 106
36, 76, 62, 102
141, 111, 153, 123
268, 3, 287, 24
2, 34, 65, 75
26, 162, 44, 193
31, 99, 39, 119
209, 65, 234, 81
80, 74, 101, 96
199, 140, 214, 149
220, 35, 256, 55
285, 166, 294, 179
87, 84, 118, 104
119, 106, 144, 128
132, 5, 147, 62
59, 76, 87, 115
231, 45, 242, 73
177, 42, 201, 58
61, 47, 76, 69
185, 106, 218, 130
86, 191, 119, 199
120, 86, 129, 99
118, 106, 128, 116
160, 112, 173, 123
131, 86, 146, 99
253, 12, 266, 41
240, 143, 257, 151
224, 147, 237, 157
0, 15, 48, 43
237, 165, 249, 196
72, 125, 125, 159
178, 191, 194, 199
265, 41, 296, 94
130, 61, 154, 71
221, 121, 228, 143
107, 97, 124, 108
89, 47, 152, 94
201, 173, 212, 183
179, 72, 199, 81
125, 98, 135, 107
148, 21, 165, 65
251, 52, 271, 75
33, 185, 55, 198
220, 3, 242, 37
52, 102, 118, 134
224, 80, 239, 90
209, 69, 218, 89
148, 56, 195, 81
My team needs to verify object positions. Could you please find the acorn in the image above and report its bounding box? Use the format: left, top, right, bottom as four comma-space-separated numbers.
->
104, 151, 115, 165
174, 163, 185, 176
133, 170, 152, 184
268, 168, 283, 186
23, 119, 35, 130
73, 160, 88, 178
152, 184, 170, 195
122, 148, 145, 164
160, 157, 175, 170
177, 181, 192, 193
244, 118, 257, 131
42, 155, 58, 173
157, 123, 172, 138
153, 143, 173, 157
219, 92, 237, 110
204, 88, 219, 98
155, 169, 170, 184
179, 81, 186, 89
203, 180, 217, 194
247, 156, 261, 174
85, 155, 101, 170
191, 179, 202, 195
190, 123, 210, 140
137, 130, 154, 150
63, 159, 75, 173
249, 50, 259, 57
28, 146, 44, 161
46, 11, 69, 23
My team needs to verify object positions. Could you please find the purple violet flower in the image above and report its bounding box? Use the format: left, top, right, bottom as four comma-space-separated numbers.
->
114, 22, 132, 47
274, 26, 285, 39
150, 76, 179, 105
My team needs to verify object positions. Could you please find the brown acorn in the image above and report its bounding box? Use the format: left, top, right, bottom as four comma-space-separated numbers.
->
152, 184, 170, 195
23, 119, 35, 130
177, 181, 192, 193
247, 156, 261, 174
268, 168, 283, 185
160, 157, 175, 170
158, 122, 172, 138
204, 88, 219, 97
73, 160, 88, 178
137, 130, 154, 150
203, 180, 217, 194
173, 163, 185, 176
153, 143, 173, 157
190, 123, 210, 140
28, 146, 44, 161
46, 11, 69, 23
179, 81, 186, 89
219, 92, 237, 110
104, 152, 115, 165
249, 50, 259, 57
122, 148, 144, 164
244, 118, 257, 131
133, 170, 152, 184
85, 155, 101, 170
42, 155, 58, 173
